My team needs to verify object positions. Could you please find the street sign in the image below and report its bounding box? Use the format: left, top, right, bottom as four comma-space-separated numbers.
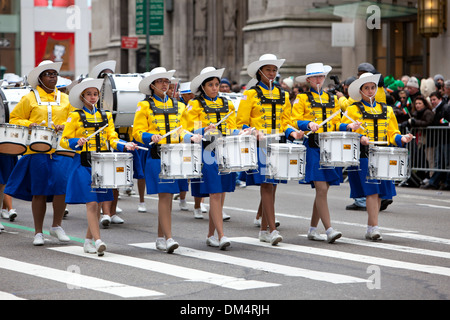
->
136, 0, 164, 36
122, 36, 139, 49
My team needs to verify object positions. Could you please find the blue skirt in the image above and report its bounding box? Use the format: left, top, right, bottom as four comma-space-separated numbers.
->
5, 154, 72, 202
303, 142, 343, 188
65, 154, 113, 204
244, 147, 287, 186
191, 149, 236, 198
347, 158, 396, 199
144, 155, 183, 195
0, 154, 18, 185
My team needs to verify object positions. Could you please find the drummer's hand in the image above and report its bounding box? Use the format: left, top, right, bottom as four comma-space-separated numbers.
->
240, 127, 254, 135
347, 121, 362, 131
29, 123, 39, 128
77, 137, 88, 147
152, 135, 163, 144
205, 124, 216, 133
401, 133, 414, 144
54, 124, 65, 132
360, 136, 370, 146
125, 142, 138, 151
290, 131, 304, 140
255, 130, 266, 141
191, 134, 203, 143
308, 122, 320, 133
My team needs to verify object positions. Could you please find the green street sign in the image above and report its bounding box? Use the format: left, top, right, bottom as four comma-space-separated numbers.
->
136, 0, 164, 36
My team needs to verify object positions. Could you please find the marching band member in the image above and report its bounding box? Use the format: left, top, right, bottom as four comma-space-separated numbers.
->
340, 73, 414, 241
289, 63, 344, 243
5, 61, 74, 246
133, 67, 191, 254
183, 67, 238, 250
61, 78, 137, 256
237, 54, 292, 245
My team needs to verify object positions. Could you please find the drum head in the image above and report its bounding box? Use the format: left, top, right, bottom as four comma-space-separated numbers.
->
0, 143, 27, 156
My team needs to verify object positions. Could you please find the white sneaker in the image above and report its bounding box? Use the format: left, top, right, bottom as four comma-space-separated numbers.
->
95, 240, 107, 256
100, 215, 111, 228
365, 227, 383, 241
83, 240, 97, 254
200, 203, 208, 213
1, 209, 8, 219
326, 229, 342, 244
115, 207, 123, 213
259, 230, 270, 243
33, 233, 45, 246
50, 227, 70, 243
254, 218, 261, 227
179, 200, 189, 211
156, 238, 166, 251
8, 209, 17, 222
110, 215, 124, 224
222, 212, 231, 221
193, 208, 204, 219
0, 222, 4, 230
166, 238, 179, 254
138, 203, 147, 213
206, 236, 219, 247
307, 229, 326, 241
219, 236, 231, 250
269, 230, 283, 246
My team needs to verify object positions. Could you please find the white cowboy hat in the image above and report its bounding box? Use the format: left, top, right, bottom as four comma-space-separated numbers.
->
27, 60, 63, 88
56, 76, 73, 89
139, 67, 176, 95
69, 78, 104, 109
190, 67, 225, 95
89, 60, 117, 79
179, 82, 192, 94
247, 54, 285, 79
348, 72, 381, 101
295, 63, 332, 83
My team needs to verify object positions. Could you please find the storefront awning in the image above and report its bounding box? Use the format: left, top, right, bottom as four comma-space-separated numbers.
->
310, 1, 417, 19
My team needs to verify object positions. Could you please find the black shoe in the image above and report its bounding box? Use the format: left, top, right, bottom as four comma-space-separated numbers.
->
380, 199, 393, 211
420, 183, 438, 190
346, 204, 366, 211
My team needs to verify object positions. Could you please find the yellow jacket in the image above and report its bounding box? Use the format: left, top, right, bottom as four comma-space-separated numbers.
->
9, 86, 74, 155
61, 107, 123, 153
290, 90, 341, 134
237, 84, 291, 135
340, 100, 403, 146
183, 95, 237, 138
133, 96, 186, 146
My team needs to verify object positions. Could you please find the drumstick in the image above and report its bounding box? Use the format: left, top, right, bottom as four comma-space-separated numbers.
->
369, 141, 389, 145
305, 110, 341, 137
75, 124, 109, 149
149, 126, 183, 146
214, 112, 234, 127
116, 141, 149, 151
342, 112, 366, 131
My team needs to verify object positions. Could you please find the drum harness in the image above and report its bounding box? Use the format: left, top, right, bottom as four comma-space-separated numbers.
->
354, 101, 388, 158
305, 91, 335, 148
196, 96, 229, 150
146, 97, 180, 159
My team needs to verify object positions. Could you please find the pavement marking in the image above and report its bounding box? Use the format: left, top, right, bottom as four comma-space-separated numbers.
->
49, 246, 279, 291
0, 256, 164, 299
130, 242, 368, 285
231, 237, 450, 278
384, 233, 450, 246
0, 291, 26, 300
417, 204, 450, 210
299, 235, 450, 259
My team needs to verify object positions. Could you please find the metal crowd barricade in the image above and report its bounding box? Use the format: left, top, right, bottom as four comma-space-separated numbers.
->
406, 126, 450, 173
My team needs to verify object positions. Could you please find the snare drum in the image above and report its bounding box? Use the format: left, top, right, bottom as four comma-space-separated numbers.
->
266, 143, 306, 181
216, 135, 258, 173
101, 74, 146, 127
0, 124, 29, 155
160, 144, 202, 180
53, 132, 75, 157
29, 126, 56, 153
91, 153, 134, 189
368, 147, 410, 181
319, 132, 360, 167
0, 87, 31, 124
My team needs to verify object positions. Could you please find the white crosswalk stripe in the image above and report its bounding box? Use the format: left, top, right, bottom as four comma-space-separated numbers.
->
49, 246, 279, 291
0, 257, 165, 298
230, 237, 450, 278
130, 242, 369, 284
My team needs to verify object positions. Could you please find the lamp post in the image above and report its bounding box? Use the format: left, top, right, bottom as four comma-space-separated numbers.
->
418, 0, 447, 37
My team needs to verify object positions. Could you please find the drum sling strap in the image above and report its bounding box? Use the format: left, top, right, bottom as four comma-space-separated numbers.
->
306, 91, 335, 148
146, 97, 179, 144
76, 110, 109, 167
355, 101, 388, 157
196, 96, 229, 135
251, 86, 285, 131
